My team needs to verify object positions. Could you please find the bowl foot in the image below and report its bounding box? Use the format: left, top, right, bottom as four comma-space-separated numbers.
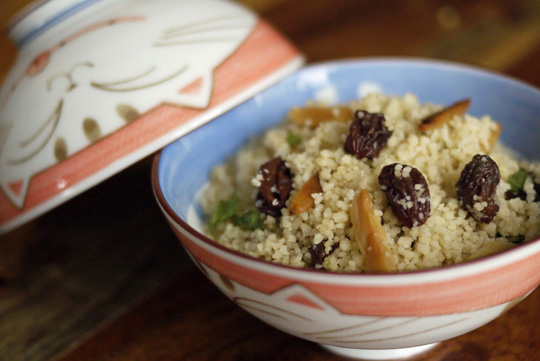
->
320, 342, 439, 360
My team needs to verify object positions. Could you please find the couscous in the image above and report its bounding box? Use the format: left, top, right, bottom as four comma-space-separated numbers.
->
200, 93, 540, 272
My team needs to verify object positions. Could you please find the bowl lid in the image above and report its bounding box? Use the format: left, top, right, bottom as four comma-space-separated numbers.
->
0, 0, 304, 234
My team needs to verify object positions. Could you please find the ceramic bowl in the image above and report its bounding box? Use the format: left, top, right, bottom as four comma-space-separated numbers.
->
152, 59, 540, 360
0, 0, 302, 234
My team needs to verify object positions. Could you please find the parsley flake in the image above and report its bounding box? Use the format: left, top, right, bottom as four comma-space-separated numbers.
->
287, 131, 302, 147
508, 168, 531, 192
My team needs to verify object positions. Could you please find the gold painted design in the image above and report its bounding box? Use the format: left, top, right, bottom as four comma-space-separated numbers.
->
315, 318, 420, 340
54, 137, 68, 162
330, 317, 469, 344
116, 104, 140, 123
219, 274, 235, 292
194, 259, 210, 278
233, 297, 313, 322
18, 101, 62, 148
303, 317, 385, 336
91, 65, 188, 92
0, 122, 12, 155
82, 118, 102, 143
163, 15, 246, 36
154, 38, 240, 47
90, 66, 157, 87
8, 100, 63, 165
160, 24, 253, 40
239, 305, 288, 321
155, 15, 250, 47
47, 62, 94, 92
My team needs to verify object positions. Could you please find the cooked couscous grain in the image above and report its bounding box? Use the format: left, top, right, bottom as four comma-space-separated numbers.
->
200, 93, 540, 272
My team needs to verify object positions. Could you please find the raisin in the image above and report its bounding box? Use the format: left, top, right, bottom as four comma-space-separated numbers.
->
496, 233, 525, 244
516, 181, 540, 202
505, 189, 527, 201
309, 240, 336, 267
256, 157, 293, 217
504, 174, 540, 202
509, 235, 526, 244
456, 154, 500, 224
344, 110, 393, 160
378, 163, 431, 228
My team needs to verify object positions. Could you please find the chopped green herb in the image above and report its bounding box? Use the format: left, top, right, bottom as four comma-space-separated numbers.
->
508, 168, 531, 192
287, 131, 302, 147
235, 209, 261, 230
209, 193, 261, 232
209, 193, 238, 233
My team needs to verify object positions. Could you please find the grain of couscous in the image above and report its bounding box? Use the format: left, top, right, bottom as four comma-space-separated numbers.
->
200, 93, 540, 273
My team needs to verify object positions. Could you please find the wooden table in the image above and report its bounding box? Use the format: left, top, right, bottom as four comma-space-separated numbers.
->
1, 1, 540, 360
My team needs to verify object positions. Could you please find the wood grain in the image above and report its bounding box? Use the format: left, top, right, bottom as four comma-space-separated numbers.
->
257, 0, 540, 69
0, 160, 187, 361
1, 0, 540, 360
55, 267, 540, 361
0, 0, 31, 82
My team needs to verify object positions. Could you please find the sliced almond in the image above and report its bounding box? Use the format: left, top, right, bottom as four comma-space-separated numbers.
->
481, 122, 502, 153
467, 240, 516, 261
289, 174, 322, 215
350, 189, 396, 273
418, 98, 471, 132
288, 105, 352, 127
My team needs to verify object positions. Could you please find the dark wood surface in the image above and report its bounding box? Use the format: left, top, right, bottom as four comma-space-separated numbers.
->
1, 1, 540, 360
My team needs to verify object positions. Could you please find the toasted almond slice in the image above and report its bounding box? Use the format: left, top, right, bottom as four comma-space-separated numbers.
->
289, 174, 322, 215
481, 122, 502, 153
467, 240, 516, 261
350, 189, 396, 273
418, 98, 471, 132
288, 105, 353, 127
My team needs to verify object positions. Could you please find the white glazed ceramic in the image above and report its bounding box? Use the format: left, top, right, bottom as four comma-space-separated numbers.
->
153, 59, 540, 360
0, 0, 303, 234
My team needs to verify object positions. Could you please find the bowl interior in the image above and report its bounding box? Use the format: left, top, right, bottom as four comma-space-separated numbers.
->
157, 59, 540, 232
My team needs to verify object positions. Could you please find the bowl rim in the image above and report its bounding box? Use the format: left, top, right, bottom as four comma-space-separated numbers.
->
151, 57, 540, 282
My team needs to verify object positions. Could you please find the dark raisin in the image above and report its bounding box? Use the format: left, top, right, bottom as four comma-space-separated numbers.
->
456, 154, 500, 224
256, 157, 293, 217
378, 163, 431, 228
505, 189, 527, 201
344, 110, 393, 160
496, 233, 525, 244
309, 240, 337, 267
509, 235, 526, 244
505, 180, 540, 202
